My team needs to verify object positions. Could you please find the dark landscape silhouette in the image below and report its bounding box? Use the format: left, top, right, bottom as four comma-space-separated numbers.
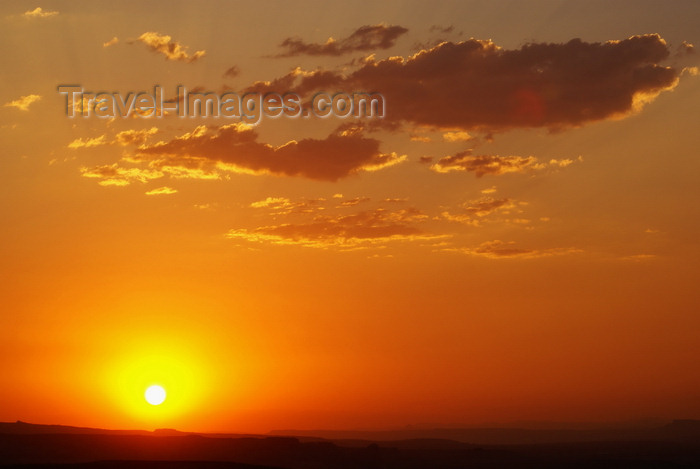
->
1, 420, 699, 468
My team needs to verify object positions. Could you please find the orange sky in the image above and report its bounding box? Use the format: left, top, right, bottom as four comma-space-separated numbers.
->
1, 0, 699, 434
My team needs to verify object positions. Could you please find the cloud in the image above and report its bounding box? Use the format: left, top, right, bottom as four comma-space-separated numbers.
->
23, 7, 57, 18
430, 153, 536, 176
66, 128, 158, 151
115, 127, 158, 146
226, 194, 571, 254
620, 254, 657, 261
133, 123, 405, 181
442, 131, 472, 142
429, 152, 578, 176
678, 41, 694, 55
227, 195, 449, 249
135, 32, 205, 62
410, 133, 432, 143
145, 186, 177, 196
227, 207, 440, 249
461, 197, 515, 217
429, 25, 454, 34
80, 164, 163, 186
103, 37, 119, 48
250, 196, 326, 215
250, 197, 294, 209
446, 240, 581, 259
4, 94, 41, 111
223, 66, 240, 79
339, 197, 370, 206
68, 135, 108, 149
255, 34, 680, 132
276, 24, 408, 57
441, 196, 524, 226
470, 240, 533, 258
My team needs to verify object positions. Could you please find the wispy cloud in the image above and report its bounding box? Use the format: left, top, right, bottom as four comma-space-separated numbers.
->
428, 152, 579, 176
276, 24, 408, 57
103, 37, 119, 48
250, 197, 326, 215
445, 240, 581, 259
442, 131, 472, 142
115, 127, 159, 146
4, 94, 41, 111
67, 135, 108, 149
227, 207, 439, 249
80, 164, 163, 186
134, 32, 205, 62
441, 197, 528, 227
145, 186, 178, 196
23, 7, 58, 18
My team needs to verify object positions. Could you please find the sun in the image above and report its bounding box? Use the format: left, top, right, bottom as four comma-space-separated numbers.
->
145, 385, 166, 406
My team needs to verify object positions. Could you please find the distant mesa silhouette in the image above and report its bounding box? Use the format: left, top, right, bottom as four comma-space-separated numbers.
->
0, 420, 698, 468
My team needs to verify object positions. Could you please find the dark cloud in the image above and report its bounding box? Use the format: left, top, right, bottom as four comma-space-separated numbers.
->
223, 66, 240, 79
254, 34, 681, 132
133, 124, 404, 181
414, 25, 459, 51
276, 24, 408, 57
429, 25, 454, 34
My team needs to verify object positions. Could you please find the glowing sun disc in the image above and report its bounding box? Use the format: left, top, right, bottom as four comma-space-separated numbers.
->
145, 385, 166, 405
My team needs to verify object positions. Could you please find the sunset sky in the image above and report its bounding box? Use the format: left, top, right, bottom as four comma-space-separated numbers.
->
1, 0, 699, 434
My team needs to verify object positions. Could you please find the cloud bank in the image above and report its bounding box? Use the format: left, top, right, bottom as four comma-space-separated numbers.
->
132, 124, 404, 181
255, 34, 681, 132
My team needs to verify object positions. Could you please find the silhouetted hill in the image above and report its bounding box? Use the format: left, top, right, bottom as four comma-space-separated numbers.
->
660, 419, 700, 441
270, 419, 700, 445
0, 422, 153, 437
0, 421, 698, 468
0, 422, 261, 439
10, 419, 697, 446
4, 463, 284, 469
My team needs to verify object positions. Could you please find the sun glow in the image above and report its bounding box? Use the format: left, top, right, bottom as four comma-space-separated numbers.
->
103, 333, 215, 428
